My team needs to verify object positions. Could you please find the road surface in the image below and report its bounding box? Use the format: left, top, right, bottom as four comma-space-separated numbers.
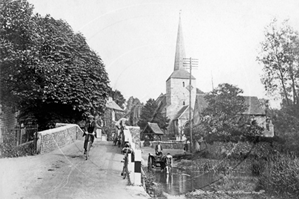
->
0, 139, 149, 199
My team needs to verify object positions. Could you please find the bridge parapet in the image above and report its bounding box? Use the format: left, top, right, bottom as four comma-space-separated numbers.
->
125, 126, 142, 186
37, 124, 83, 154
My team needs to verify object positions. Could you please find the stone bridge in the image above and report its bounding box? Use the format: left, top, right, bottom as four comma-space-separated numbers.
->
0, 124, 148, 199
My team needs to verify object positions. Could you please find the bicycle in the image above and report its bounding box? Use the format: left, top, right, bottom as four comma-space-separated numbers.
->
121, 153, 128, 179
84, 132, 95, 160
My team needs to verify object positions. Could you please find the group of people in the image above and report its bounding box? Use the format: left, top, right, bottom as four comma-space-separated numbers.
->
82, 114, 173, 174
113, 118, 133, 154
82, 114, 131, 152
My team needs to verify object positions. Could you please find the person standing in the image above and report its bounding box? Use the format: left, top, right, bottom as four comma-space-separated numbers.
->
95, 114, 103, 140
155, 142, 163, 156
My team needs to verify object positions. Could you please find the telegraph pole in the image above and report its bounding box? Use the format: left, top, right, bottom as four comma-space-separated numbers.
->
184, 57, 198, 153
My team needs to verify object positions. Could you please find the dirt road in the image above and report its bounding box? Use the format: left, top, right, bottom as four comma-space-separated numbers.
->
0, 139, 149, 199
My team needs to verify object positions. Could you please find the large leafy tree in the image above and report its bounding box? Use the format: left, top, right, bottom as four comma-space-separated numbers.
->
185, 83, 261, 142
0, 0, 110, 129
257, 19, 299, 118
137, 98, 169, 132
257, 19, 299, 151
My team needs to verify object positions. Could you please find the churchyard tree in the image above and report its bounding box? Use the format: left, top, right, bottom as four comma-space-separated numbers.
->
137, 98, 169, 132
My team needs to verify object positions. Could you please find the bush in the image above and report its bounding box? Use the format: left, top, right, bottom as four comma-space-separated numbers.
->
259, 153, 299, 198
251, 159, 266, 176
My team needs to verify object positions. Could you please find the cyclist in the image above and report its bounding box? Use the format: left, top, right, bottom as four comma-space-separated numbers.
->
83, 115, 96, 154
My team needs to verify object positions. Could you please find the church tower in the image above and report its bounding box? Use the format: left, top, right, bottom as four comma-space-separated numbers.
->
166, 12, 197, 121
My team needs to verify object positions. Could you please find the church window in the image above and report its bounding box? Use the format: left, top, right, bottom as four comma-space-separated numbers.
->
183, 82, 185, 87
183, 101, 185, 105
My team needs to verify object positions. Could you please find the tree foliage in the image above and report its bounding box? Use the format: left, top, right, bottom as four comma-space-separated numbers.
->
110, 89, 125, 109
257, 19, 299, 117
257, 19, 299, 153
137, 98, 169, 132
186, 83, 262, 142
125, 96, 143, 126
0, 0, 110, 129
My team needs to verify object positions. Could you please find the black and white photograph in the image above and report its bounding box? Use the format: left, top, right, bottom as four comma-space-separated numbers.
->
0, 0, 298, 198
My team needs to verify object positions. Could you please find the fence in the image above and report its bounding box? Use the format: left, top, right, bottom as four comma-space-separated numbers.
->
150, 140, 185, 149
1, 124, 38, 157
14, 125, 38, 147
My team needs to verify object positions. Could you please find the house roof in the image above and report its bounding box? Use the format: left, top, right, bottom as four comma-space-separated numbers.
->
194, 95, 265, 116
145, 122, 164, 135
173, 105, 189, 120
195, 94, 208, 113
155, 93, 167, 114
242, 96, 265, 115
106, 98, 124, 112
166, 68, 196, 81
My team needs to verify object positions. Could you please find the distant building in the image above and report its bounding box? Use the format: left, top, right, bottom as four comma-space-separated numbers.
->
103, 97, 124, 139
154, 13, 197, 140
125, 97, 143, 126
153, 13, 273, 140
141, 122, 164, 141
193, 95, 274, 137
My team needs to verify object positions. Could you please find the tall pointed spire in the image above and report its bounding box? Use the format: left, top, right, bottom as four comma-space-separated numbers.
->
174, 10, 186, 71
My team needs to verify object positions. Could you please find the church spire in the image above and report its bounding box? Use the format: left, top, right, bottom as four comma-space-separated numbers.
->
174, 11, 186, 71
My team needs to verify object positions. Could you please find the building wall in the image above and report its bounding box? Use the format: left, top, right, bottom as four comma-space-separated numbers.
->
166, 78, 196, 121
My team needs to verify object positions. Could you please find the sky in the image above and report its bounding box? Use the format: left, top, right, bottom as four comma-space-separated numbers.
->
27, 0, 299, 108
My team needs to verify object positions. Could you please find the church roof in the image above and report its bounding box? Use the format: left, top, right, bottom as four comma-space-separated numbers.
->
174, 12, 186, 71
242, 96, 265, 115
173, 105, 189, 120
194, 95, 265, 116
167, 68, 196, 81
195, 94, 208, 113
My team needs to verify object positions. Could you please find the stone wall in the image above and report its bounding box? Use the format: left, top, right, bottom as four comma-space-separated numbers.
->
37, 124, 83, 154
150, 140, 185, 149
127, 126, 140, 150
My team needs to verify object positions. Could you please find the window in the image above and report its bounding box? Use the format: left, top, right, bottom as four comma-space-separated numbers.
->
183, 82, 185, 87
183, 101, 185, 105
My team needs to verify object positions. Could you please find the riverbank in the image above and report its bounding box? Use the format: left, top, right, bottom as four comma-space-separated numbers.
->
140, 146, 283, 199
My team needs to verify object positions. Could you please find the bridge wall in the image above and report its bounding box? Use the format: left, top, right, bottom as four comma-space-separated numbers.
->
36, 124, 84, 154
127, 126, 141, 150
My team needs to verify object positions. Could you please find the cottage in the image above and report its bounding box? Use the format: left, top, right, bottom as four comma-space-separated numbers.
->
193, 95, 274, 137
103, 97, 125, 140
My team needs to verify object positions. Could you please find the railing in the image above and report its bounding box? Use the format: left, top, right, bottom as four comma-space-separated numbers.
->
13, 125, 38, 147
0, 124, 38, 157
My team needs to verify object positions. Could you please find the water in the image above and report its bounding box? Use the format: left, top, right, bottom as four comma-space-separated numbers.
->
152, 167, 216, 195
